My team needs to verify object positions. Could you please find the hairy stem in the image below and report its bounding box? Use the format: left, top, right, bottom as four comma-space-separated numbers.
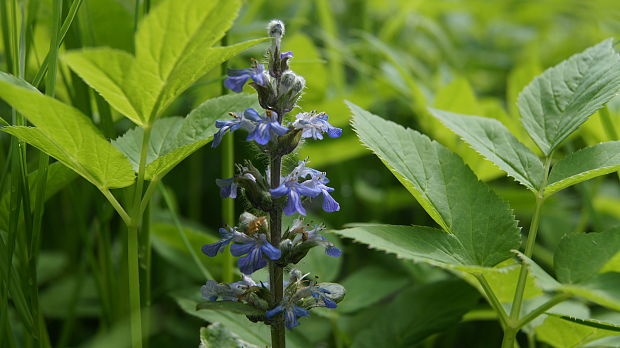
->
269, 155, 285, 348
220, 33, 235, 283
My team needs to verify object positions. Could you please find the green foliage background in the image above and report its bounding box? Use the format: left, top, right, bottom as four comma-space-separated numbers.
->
2, 0, 620, 347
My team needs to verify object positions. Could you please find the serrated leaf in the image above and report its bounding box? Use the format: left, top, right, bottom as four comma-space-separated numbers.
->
349, 102, 520, 267
550, 314, 620, 332
351, 280, 479, 348
113, 94, 259, 180
518, 39, 620, 155
63, 0, 266, 124
554, 228, 620, 284
545, 142, 620, 196
196, 301, 264, 317
429, 108, 544, 192
536, 314, 620, 348
0, 80, 135, 189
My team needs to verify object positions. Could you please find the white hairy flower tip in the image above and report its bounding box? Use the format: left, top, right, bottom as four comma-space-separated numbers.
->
268, 19, 285, 38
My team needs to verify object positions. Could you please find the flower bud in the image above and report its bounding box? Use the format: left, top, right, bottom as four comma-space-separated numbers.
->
267, 20, 285, 38
276, 71, 305, 113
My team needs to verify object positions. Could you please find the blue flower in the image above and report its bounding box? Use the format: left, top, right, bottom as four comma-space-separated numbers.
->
224, 64, 267, 93
215, 178, 238, 198
212, 109, 261, 148
281, 51, 293, 60
215, 173, 256, 199
266, 302, 309, 329
201, 227, 238, 257
302, 172, 340, 213
245, 109, 289, 145
291, 220, 342, 257
270, 178, 320, 216
310, 286, 337, 309
230, 234, 281, 274
201, 275, 257, 301
292, 112, 342, 140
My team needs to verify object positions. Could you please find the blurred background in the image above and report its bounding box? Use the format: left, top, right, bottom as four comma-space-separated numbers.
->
2, 0, 620, 346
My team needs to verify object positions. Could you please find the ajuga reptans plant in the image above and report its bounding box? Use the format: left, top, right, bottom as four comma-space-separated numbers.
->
198, 20, 345, 348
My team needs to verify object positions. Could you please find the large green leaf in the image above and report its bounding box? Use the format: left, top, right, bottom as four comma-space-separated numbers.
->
113, 94, 259, 180
0, 80, 135, 189
545, 142, 620, 196
429, 108, 544, 192
554, 228, 620, 284
63, 0, 266, 125
518, 39, 620, 155
349, 102, 520, 267
338, 265, 410, 313
199, 324, 259, 348
351, 280, 479, 348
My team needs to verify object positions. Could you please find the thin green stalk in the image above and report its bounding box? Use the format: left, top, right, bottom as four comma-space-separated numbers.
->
30, 0, 62, 345
516, 294, 571, 329
126, 125, 152, 348
140, 204, 152, 348
101, 189, 131, 225
474, 273, 510, 329
220, 33, 234, 283
504, 155, 553, 348
159, 183, 213, 279
31, 0, 84, 88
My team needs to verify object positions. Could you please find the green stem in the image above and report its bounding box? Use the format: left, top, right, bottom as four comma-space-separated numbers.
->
474, 273, 510, 329
101, 189, 131, 225
159, 183, 213, 279
126, 125, 152, 348
516, 294, 571, 329
505, 155, 553, 347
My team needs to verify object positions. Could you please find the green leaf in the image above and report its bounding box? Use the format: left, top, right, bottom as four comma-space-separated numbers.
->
518, 39, 620, 155
338, 266, 409, 313
550, 314, 620, 332
199, 323, 259, 348
536, 314, 620, 348
554, 228, 620, 284
62, 48, 146, 126
0, 80, 135, 189
349, 102, 520, 267
545, 141, 620, 196
196, 301, 264, 317
351, 280, 479, 348
113, 94, 259, 180
63, 0, 267, 124
519, 252, 620, 311
429, 108, 544, 192
334, 224, 469, 268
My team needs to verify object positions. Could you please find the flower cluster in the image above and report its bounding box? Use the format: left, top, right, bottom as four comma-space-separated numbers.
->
202, 269, 345, 329
200, 19, 345, 331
